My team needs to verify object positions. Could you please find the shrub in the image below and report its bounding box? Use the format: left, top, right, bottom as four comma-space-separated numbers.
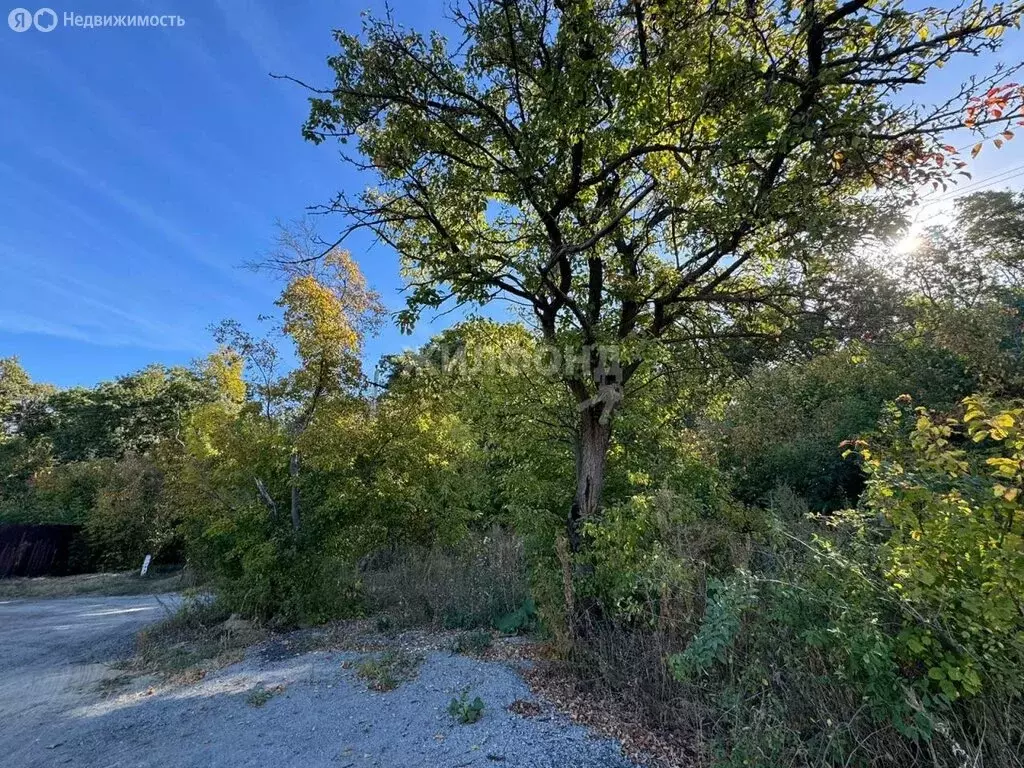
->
721, 347, 972, 510
581, 445, 764, 628
561, 403, 1024, 768
183, 495, 363, 625
841, 395, 1024, 700
494, 598, 537, 634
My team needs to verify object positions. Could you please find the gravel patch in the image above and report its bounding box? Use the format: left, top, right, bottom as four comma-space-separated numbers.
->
2, 595, 639, 768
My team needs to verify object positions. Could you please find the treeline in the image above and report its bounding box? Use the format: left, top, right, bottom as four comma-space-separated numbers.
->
0, 360, 220, 569
3, 192, 1023, 764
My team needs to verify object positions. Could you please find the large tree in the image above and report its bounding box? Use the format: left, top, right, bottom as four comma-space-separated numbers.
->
293, 0, 1024, 553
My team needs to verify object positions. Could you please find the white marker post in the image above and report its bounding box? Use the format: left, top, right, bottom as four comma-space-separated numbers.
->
140, 554, 152, 577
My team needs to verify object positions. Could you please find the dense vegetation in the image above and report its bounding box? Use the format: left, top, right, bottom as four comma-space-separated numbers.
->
4, 0, 1024, 765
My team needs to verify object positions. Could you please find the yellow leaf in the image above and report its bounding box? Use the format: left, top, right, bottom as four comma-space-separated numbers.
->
971, 143, 983, 159
990, 413, 1015, 429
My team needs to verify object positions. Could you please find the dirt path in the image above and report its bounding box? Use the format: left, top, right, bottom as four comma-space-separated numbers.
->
0, 595, 637, 768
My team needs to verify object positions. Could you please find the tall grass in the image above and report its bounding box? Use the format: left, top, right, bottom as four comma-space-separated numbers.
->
360, 527, 528, 630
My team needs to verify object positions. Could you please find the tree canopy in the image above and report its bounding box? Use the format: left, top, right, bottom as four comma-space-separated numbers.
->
296, 0, 1024, 531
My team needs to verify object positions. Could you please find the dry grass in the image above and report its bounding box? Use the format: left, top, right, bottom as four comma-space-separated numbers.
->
120, 599, 267, 683
0, 567, 191, 600
360, 527, 529, 630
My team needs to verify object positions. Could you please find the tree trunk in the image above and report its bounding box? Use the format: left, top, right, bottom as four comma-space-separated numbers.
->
289, 450, 301, 531
568, 405, 612, 553
564, 404, 614, 640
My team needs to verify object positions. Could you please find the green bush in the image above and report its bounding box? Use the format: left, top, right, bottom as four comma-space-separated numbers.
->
494, 598, 537, 634
451, 629, 493, 655
581, 444, 764, 626
721, 346, 973, 510
564, 399, 1024, 767
841, 395, 1024, 700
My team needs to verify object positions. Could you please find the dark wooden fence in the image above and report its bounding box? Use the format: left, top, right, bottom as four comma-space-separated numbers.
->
0, 524, 82, 578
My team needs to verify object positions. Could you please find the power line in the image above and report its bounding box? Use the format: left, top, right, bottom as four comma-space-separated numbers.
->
913, 168, 1024, 226
916, 163, 1024, 209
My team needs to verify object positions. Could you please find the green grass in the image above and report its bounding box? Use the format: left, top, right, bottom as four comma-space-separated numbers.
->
0, 567, 190, 600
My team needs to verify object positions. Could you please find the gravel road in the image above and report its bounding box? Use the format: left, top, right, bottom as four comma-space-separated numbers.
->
0, 595, 637, 768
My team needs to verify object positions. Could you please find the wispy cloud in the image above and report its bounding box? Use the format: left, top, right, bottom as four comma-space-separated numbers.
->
0, 241, 205, 351
1, 43, 266, 230
28, 145, 249, 287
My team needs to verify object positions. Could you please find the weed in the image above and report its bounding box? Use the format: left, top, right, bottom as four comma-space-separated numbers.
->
246, 684, 286, 707
361, 529, 528, 631
448, 688, 485, 724
126, 598, 265, 683
355, 649, 423, 692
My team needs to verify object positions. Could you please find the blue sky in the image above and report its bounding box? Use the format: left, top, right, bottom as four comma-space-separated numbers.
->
1, 0, 457, 388
1, 1, 1023, 388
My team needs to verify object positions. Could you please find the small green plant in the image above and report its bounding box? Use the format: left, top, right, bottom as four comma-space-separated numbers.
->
668, 572, 757, 680
355, 649, 423, 692
246, 683, 285, 707
451, 629, 493, 656
448, 688, 485, 724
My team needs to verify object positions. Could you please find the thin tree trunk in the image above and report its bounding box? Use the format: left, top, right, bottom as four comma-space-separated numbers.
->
289, 450, 301, 531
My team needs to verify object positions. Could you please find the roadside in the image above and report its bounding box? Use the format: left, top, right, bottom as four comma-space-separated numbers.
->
0, 595, 640, 768
0, 567, 189, 600
0, 592, 182, 763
